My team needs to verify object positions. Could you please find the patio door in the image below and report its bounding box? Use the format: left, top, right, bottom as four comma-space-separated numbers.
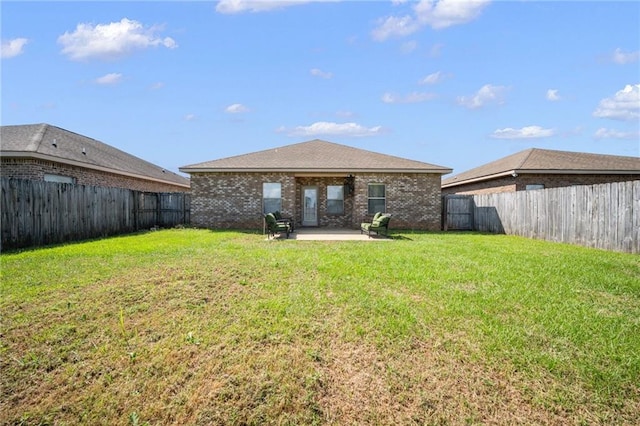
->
302, 186, 318, 226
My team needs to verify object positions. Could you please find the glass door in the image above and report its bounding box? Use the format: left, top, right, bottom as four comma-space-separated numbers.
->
302, 187, 318, 226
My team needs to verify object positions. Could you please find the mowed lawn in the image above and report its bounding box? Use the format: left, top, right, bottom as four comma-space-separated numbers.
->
1, 229, 639, 425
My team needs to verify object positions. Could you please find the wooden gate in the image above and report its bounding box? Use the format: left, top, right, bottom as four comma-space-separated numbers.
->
442, 195, 474, 230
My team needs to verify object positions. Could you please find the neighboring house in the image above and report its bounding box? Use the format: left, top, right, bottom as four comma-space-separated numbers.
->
1, 123, 190, 192
442, 148, 640, 195
180, 139, 452, 230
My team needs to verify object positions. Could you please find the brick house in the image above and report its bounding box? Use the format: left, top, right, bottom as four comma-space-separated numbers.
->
1, 123, 190, 192
180, 140, 452, 230
442, 148, 640, 195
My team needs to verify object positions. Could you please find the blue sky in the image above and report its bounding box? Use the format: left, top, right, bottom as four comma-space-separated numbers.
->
2, 1, 639, 176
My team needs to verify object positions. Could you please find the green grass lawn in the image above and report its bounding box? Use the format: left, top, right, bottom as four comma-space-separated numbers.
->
1, 229, 639, 425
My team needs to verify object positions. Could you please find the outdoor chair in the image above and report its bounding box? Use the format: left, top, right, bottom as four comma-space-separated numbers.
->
265, 213, 290, 239
273, 211, 294, 232
360, 212, 392, 237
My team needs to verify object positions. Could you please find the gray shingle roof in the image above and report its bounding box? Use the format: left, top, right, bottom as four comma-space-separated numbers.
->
1, 123, 189, 188
180, 139, 452, 174
442, 148, 640, 187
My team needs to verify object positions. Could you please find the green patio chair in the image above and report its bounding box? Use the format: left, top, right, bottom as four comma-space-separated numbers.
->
360, 213, 392, 237
265, 213, 290, 239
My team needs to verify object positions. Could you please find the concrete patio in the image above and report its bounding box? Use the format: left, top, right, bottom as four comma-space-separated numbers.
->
267, 228, 392, 241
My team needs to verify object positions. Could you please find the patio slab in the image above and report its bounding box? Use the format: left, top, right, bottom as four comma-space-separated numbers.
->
267, 228, 391, 241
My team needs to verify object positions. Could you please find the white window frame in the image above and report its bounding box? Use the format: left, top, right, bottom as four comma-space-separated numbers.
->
326, 185, 344, 215
263, 182, 282, 213
526, 184, 545, 191
367, 183, 386, 214
44, 174, 75, 184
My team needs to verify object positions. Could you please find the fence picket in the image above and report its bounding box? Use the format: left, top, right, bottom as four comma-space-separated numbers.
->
1, 178, 190, 251
443, 180, 639, 253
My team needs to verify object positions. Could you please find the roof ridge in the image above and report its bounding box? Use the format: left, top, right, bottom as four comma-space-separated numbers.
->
27, 123, 48, 152
180, 139, 451, 172
1, 123, 190, 187
515, 147, 536, 169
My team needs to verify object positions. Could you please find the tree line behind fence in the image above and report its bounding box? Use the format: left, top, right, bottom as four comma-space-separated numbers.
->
1, 178, 190, 251
443, 180, 639, 254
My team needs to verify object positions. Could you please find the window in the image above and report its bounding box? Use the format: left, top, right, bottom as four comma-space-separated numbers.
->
327, 185, 344, 215
526, 184, 545, 191
44, 174, 75, 184
263, 183, 282, 213
368, 183, 385, 214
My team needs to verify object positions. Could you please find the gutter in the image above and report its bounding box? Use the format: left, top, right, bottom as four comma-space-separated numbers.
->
442, 168, 640, 188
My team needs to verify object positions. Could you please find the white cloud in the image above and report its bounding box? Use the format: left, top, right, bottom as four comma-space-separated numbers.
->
612, 48, 639, 65
310, 68, 333, 79
1, 38, 28, 58
278, 121, 384, 137
429, 42, 444, 58
592, 84, 640, 121
336, 110, 356, 118
184, 114, 197, 121
216, 0, 336, 14
415, 0, 491, 30
457, 84, 508, 109
382, 91, 436, 104
490, 126, 555, 139
149, 82, 165, 90
419, 71, 446, 85
400, 40, 418, 54
372, 14, 420, 41
546, 89, 560, 101
225, 103, 250, 113
95, 73, 123, 85
594, 127, 640, 140
58, 18, 177, 61
372, 0, 490, 41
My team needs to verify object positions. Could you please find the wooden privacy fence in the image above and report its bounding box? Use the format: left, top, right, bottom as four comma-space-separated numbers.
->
1, 178, 190, 251
443, 180, 639, 254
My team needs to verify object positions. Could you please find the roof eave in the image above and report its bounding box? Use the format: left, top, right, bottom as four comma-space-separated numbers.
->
517, 169, 640, 175
2, 151, 190, 188
442, 168, 640, 188
179, 167, 453, 175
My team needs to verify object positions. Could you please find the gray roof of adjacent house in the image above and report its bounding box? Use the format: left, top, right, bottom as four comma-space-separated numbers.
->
1, 123, 190, 188
442, 148, 640, 188
180, 139, 452, 174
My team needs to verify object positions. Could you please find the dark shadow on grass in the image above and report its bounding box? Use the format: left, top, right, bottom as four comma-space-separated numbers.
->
0, 229, 163, 255
387, 233, 413, 241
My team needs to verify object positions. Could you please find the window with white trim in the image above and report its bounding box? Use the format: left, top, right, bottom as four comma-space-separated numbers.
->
44, 174, 75, 184
367, 183, 386, 214
526, 184, 545, 191
327, 185, 344, 215
263, 183, 282, 213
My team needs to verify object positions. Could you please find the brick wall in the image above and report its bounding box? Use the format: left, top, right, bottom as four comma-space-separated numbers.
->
442, 173, 639, 195
295, 176, 354, 228
189, 172, 295, 229
1, 158, 189, 193
190, 172, 443, 231
354, 173, 442, 230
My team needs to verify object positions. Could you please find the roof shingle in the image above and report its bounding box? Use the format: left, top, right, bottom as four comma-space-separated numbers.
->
442, 148, 640, 187
1, 123, 189, 187
180, 139, 451, 174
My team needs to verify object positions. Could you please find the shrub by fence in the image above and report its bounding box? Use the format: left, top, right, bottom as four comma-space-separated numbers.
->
443, 180, 639, 254
1, 178, 190, 251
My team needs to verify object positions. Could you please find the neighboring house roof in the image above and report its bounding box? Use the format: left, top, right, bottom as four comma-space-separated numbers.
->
442, 148, 640, 188
1, 123, 190, 188
180, 139, 452, 174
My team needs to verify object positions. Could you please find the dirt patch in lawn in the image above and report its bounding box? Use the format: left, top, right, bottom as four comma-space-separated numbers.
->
315, 336, 612, 425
